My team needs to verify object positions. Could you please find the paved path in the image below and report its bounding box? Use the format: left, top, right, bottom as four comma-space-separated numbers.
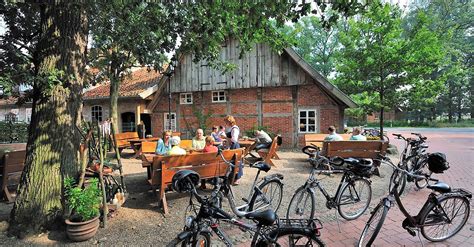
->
321, 128, 474, 246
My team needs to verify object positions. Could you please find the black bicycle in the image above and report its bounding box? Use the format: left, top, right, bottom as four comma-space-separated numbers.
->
389, 133, 434, 195
358, 155, 471, 246
287, 149, 373, 221
167, 170, 325, 247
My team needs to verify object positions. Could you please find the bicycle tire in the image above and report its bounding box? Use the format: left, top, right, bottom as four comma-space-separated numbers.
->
256, 228, 325, 247
358, 202, 388, 247
420, 195, 470, 242
248, 179, 283, 213
166, 232, 211, 247
414, 159, 432, 189
286, 186, 315, 220
389, 168, 407, 196
337, 178, 372, 220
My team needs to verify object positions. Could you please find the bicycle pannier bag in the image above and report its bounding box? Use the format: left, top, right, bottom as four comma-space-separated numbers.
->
427, 152, 449, 173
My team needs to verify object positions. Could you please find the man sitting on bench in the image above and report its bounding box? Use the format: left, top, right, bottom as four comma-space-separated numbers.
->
254, 129, 273, 152
324, 125, 343, 141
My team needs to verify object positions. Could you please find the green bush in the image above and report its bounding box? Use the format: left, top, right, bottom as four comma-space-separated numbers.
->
364, 119, 474, 128
64, 177, 102, 222
0, 121, 29, 143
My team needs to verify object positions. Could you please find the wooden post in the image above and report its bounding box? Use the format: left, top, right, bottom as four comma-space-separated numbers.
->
97, 122, 108, 228
110, 120, 126, 192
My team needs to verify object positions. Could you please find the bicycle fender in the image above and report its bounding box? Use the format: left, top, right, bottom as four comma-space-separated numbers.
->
264, 173, 284, 181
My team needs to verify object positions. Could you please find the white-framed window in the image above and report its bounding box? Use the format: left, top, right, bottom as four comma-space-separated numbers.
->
91, 105, 103, 122
212, 90, 227, 103
180, 93, 193, 104
164, 112, 177, 132
25, 108, 32, 122
299, 109, 317, 133
5, 112, 17, 122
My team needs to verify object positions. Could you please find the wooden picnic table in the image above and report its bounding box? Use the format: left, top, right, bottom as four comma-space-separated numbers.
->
239, 139, 257, 158
129, 137, 160, 157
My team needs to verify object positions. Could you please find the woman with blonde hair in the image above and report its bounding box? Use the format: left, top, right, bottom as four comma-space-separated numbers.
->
155, 130, 172, 155
220, 115, 243, 184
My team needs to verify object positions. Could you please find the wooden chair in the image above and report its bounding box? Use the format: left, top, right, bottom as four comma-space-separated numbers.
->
1, 150, 26, 203
179, 140, 193, 149
257, 135, 282, 167
140, 141, 158, 179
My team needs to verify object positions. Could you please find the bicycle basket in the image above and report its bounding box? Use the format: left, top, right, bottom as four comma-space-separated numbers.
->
348, 159, 373, 177
427, 152, 449, 173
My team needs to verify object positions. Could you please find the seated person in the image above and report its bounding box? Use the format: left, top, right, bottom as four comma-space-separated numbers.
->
217, 126, 225, 139
202, 136, 218, 153
210, 126, 222, 142
192, 128, 206, 150
324, 125, 343, 141
155, 130, 172, 155
168, 136, 187, 155
254, 129, 272, 151
350, 127, 367, 141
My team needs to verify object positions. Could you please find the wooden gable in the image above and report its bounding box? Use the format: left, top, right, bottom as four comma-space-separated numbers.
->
169, 39, 310, 93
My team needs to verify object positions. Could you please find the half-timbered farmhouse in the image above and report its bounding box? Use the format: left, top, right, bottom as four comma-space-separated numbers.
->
149, 39, 356, 147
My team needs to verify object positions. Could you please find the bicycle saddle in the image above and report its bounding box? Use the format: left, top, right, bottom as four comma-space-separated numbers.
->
344, 158, 373, 168
427, 182, 451, 193
251, 161, 271, 172
245, 209, 276, 226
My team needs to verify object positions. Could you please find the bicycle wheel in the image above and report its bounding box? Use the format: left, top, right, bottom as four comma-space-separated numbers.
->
286, 186, 315, 220
388, 168, 407, 196
257, 228, 325, 247
358, 202, 388, 247
249, 179, 283, 213
420, 195, 470, 242
337, 178, 372, 220
167, 231, 211, 247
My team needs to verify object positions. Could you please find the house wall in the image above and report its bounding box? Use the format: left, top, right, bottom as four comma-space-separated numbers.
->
152, 84, 342, 147
0, 104, 32, 123
83, 99, 150, 132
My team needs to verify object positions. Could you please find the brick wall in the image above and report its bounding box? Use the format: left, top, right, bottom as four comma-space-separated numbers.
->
152, 83, 346, 147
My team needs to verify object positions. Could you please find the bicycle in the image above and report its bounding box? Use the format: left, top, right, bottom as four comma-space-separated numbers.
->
208, 147, 284, 217
358, 155, 471, 246
389, 133, 434, 195
287, 149, 373, 221
167, 170, 325, 247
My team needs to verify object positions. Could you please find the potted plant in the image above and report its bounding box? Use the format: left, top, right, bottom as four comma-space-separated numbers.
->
64, 177, 101, 242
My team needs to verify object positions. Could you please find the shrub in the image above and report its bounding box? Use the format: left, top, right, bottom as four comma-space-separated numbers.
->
64, 177, 102, 222
0, 121, 28, 143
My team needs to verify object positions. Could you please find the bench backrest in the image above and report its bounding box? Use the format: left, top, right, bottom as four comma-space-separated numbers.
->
1, 150, 26, 189
323, 141, 388, 159
151, 148, 244, 186
304, 133, 351, 147
114, 132, 139, 147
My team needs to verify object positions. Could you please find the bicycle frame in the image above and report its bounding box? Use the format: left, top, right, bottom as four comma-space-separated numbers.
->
304, 168, 362, 209
216, 150, 282, 217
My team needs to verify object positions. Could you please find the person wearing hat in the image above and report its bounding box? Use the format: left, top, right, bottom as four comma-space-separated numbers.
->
168, 136, 187, 155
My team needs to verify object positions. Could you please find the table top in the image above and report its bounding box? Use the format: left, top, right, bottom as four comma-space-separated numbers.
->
128, 137, 159, 142
238, 139, 256, 146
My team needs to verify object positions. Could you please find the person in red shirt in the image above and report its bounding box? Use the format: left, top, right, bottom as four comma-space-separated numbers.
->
202, 136, 218, 153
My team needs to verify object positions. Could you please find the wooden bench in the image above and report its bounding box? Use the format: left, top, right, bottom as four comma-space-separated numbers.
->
1, 150, 26, 203
179, 140, 192, 149
322, 141, 388, 159
149, 148, 244, 214
257, 135, 282, 167
304, 133, 351, 148
114, 132, 139, 153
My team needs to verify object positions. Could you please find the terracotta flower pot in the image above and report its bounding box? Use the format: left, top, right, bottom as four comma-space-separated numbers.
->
65, 216, 100, 242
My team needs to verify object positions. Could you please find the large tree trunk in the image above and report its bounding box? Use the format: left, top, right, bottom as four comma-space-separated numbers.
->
9, 3, 87, 236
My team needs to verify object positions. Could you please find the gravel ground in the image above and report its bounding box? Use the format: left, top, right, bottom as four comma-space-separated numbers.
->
0, 149, 395, 246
